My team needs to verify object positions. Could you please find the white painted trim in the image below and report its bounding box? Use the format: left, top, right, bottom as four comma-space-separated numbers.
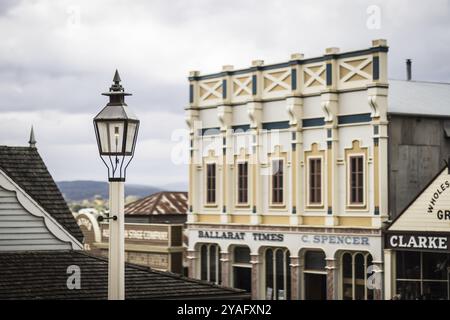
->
0, 168, 83, 250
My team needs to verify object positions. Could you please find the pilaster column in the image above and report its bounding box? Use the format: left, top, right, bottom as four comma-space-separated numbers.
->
371, 260, 384, 300
187, 248, 199, 279
250, 253, 262, 299
287, 97, 303, 225
220, 251, 231, 287
383, 249, 393, 300
325, 258, 337, 300
248, 101, 262, 224
289, 256, 300, 300
321, 92, 339, 226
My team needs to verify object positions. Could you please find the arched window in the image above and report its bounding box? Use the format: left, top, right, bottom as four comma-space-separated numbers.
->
199, 243, 221, 284
264, 248, 290, 300
341, 251, 374, 300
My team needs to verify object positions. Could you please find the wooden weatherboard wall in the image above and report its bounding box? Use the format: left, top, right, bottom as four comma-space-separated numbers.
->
0, 186, 72, 251
388, 114, 450, 219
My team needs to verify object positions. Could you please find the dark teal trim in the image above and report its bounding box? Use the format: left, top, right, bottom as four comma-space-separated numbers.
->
373, 125, 379, 135
222, 206, 226, 213
188, 47, 389, 81
252, 206, 256, 213
303, 117, 325, 127
326, 63, 332, 86
232, 124, 250, 132
292, 206, 296, 214
262, 121, 290, 130
222, 80, 227, 99
327, 129, 332, 138
327, 207, 332, 215
252, 75, 257, 95
373, 56, 380, 80
189, 84, 194, 103
374, 206, 380, 215
374, 137, 379, 146
337, 113, 372, 125
201, 127, 220, 136
291, 69, 297, 90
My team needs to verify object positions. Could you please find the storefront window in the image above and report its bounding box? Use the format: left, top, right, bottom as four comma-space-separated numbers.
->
395, 251, 449, 300
264, 248, 290, 300
303, 250, 327, 300
199, 243, 221, 284
232, 246, 251, 292
341, 251, 374, 300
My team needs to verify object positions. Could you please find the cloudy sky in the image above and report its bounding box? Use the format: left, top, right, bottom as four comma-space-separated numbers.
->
0, 0, 449, 189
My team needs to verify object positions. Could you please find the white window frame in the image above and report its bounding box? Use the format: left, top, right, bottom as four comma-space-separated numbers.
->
204, 161, 218, 207
235, 160, 250, 207
306, 155, 324, 208
269, 158, 286, 207
346, 153, 367, 208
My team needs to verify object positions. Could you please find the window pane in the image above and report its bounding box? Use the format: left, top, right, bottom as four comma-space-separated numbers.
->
305, 251, 326, 271
210, 245, 217, 283
366, 255, 374, 300
234, 246, 251, 264
275, 249, 285, 300
422, 281, 448, 300
396, 280, 421, 300
200, 245, 208, 281
265, 250, 274, 299
422, 252, 449, 280
396, 251, 420, 279
342, 253, 353, 300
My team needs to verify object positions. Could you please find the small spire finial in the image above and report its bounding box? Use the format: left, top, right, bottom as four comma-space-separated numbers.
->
113, 69, 121, 84
110, 69, 123, 92
29, 126, 36, 148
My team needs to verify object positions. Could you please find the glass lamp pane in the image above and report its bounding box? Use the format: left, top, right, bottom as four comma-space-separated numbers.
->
107, 122, 125, 154
125, 122, 137, 153
96, 122, 109, 153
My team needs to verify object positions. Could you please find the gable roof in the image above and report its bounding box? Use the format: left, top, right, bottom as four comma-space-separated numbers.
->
0, 250, 249, 300
389, 80, 450, 117
387, 164, 450, 232
125, 191, 188, 216
0, 146, 84, 243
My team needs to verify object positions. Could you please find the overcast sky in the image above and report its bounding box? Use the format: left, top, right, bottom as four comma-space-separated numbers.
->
0, 0, 449, 189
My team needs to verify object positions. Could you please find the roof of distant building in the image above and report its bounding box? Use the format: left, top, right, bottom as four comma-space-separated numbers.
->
0, 250, 249, 300
0, 146, 84, 243
389, 79, 450, 117
125, 191, 188, 216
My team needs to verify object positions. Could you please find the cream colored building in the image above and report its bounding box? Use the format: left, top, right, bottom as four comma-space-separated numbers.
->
186, 40, 390, 300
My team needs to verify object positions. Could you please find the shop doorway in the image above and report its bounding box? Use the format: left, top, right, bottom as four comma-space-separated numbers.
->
304, 273, 327, 300
233, 267, 251, 292
303, 250, 327, 300
232, 246, 252, 293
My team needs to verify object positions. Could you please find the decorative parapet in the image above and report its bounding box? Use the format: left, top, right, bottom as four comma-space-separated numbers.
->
187, 39, 388, 109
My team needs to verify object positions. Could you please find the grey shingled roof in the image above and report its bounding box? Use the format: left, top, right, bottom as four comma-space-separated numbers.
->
389, 79, 450, 117
0, 250, 249, 300
0, 146, 84, 243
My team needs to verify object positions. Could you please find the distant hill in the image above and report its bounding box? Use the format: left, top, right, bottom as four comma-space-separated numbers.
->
56, 180, 163, 202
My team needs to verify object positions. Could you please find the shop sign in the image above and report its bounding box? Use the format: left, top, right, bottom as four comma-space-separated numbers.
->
385, 232, 450, 252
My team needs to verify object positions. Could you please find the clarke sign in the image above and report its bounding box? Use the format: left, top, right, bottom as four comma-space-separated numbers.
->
385, 233, 450, 252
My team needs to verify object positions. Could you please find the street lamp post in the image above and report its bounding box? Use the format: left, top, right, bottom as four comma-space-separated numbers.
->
93, 70, 139, 300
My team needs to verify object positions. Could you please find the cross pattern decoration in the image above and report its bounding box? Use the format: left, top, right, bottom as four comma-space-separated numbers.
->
199, 80, 222, 101
263, 70, 291, 93
233, 76, 252, 96
339, 57, 372, 82
303, 64, 326, 88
